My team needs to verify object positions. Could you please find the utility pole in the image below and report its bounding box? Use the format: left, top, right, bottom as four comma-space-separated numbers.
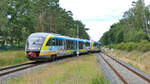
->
77, 24, 79, 56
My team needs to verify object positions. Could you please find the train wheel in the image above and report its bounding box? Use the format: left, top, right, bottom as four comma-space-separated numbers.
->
51, 55, 56, 61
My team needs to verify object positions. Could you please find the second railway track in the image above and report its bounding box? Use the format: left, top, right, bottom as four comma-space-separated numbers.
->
97, 53, 150, 84
0, 61, 44, 77
0, 54, 90, 79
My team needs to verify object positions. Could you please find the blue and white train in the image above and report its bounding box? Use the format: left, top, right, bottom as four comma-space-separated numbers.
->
25, 32, 101, 61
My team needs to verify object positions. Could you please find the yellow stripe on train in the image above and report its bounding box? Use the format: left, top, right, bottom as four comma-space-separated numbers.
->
41, 35, 54, 51
39, 52, 56, 56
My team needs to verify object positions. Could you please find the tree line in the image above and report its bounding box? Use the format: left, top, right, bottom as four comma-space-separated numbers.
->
100, 0, 150, 45
0, 0, 89, 47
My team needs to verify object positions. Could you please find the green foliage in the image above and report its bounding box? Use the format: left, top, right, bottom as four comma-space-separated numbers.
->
90, 74, 110, 84
0, 0, 8, 37
125, 42, 138, 51
124, 30, 147, 42
100, 0, 150, 45
1, 0, 89, 49
114, 43, 126, 50
0, 50, 28, 67
113, 42, 138, 52
113, 40, 150, 52
138, 40, 150, 52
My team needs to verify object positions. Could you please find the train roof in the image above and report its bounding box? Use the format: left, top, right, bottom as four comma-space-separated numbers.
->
29, 32, 78, 40
29, 32, 100, 43
29, 32, 49, 38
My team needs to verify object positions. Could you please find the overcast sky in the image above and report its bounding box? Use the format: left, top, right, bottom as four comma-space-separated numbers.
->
60, 0, 150, 41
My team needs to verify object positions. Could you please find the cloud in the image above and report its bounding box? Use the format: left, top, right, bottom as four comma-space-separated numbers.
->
60, 0, 133, 19
60, 0, 150, 41
85, 20, 118, 41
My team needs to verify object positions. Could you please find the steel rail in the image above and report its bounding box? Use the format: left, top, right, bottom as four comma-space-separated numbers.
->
0, 62, 36, 71
104, 53, 150, 83
0, 53, 97, 77
0, 62, 42, 77
99, 53, 128, 84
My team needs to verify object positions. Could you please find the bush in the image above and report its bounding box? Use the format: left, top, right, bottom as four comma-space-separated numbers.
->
138, 40, 150, 52
115, 42, 126, 50
124, 30, 147, 42
113, 42, 138, 52
125, 42, 138, 52
112, 40, 150, 52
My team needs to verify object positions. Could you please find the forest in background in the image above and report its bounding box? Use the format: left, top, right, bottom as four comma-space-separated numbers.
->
0, 0, 89, 48
100, 0, 150, 52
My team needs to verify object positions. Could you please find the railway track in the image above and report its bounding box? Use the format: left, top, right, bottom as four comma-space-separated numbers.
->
0, 54, 87, 78
97, 53, 150, 84
0, 62, 44, 77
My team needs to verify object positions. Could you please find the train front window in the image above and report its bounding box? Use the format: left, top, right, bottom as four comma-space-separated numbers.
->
46, 38, 55, 46
46, 38, 63, 46
26, 36, 45, 50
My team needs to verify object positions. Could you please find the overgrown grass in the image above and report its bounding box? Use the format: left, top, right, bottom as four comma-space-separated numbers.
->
7, 54, 109, 84
106, 49, 150, 74
0, 50, 28, 67
90, 74, 109, 84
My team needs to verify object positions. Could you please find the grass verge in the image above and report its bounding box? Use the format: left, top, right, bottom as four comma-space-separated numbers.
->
0, 50, 28, 68
106, 49, 150, 74
7, 54, 109, 84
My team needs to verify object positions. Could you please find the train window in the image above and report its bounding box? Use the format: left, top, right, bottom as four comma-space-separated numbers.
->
94, 43, 98, 48
79, 42, 83, 49
85, 42, 90, 47
71, 41, 74, 49
26, 36, 45, 50
51, 39, 56, 45
46, 38, 63, 46
59, 39, 63, 46
98, 44, 100, 48
66, 40, 69, 49
55, 39, 63, 46
67, 40, 74, 50
46, 38, 55, 46
56, 39, 59, 46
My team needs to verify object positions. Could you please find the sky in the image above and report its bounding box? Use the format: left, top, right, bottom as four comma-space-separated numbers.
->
60, 0, 150, 41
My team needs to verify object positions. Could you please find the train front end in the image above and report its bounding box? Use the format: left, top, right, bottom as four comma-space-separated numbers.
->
25, 33, 47, 61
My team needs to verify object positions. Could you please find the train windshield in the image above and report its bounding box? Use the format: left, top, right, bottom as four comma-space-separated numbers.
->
25, 36, 45, 51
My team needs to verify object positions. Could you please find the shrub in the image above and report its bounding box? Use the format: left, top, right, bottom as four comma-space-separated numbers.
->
113, 42, 138, 52
138, 40, 150, 52
125, 42, 138, 52
124, 30, 147, 42
115, 42, 126, 50
112, 40, 150, 52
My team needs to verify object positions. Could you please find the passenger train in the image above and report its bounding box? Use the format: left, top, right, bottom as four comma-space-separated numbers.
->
25, 32, 101, 61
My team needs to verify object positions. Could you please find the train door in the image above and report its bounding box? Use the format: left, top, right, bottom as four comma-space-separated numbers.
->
60, 39, 66, 56
64, 39, 67, 55
56, 39, 65, 56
